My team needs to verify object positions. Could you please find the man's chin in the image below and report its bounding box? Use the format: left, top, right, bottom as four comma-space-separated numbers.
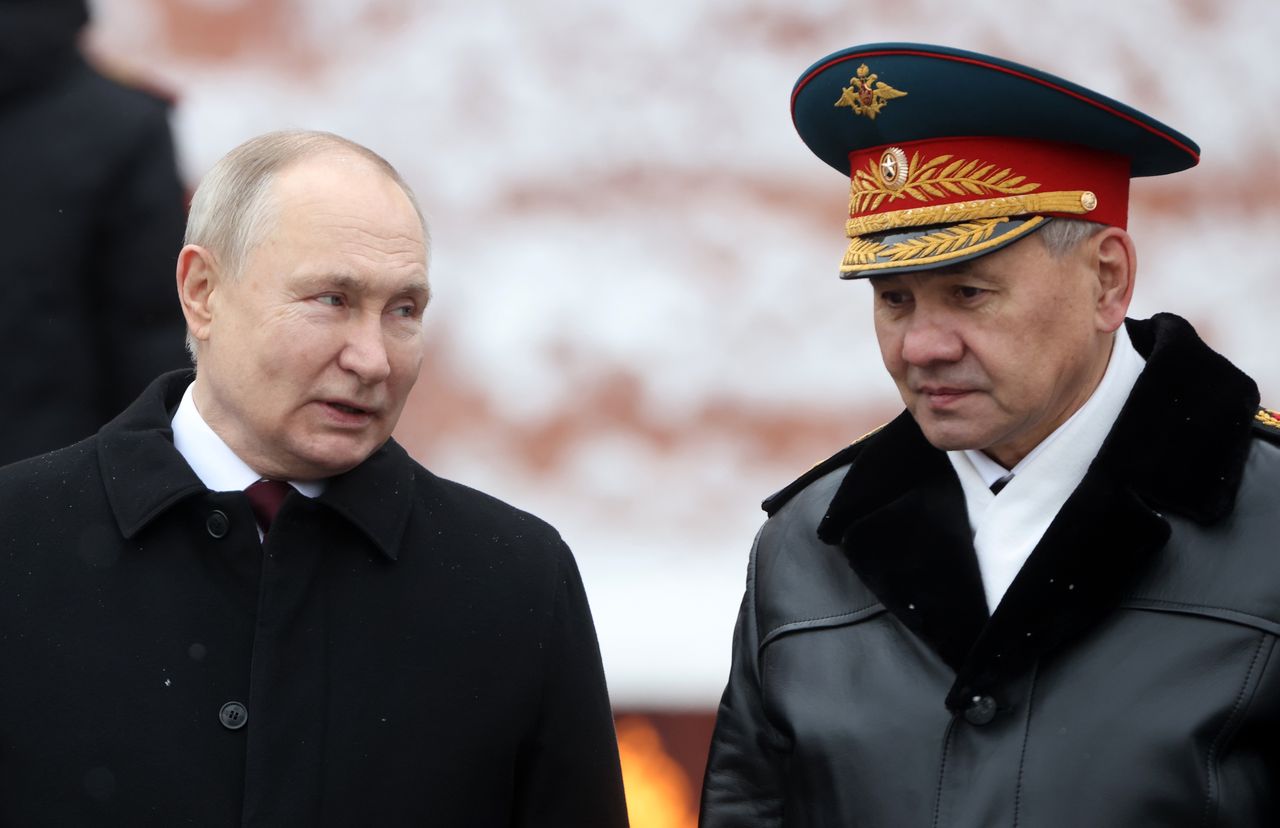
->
910, 411, 993, 454
281, 435, 386, 481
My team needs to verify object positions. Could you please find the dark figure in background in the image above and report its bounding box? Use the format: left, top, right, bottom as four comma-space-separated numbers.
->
0, 0, 187, 465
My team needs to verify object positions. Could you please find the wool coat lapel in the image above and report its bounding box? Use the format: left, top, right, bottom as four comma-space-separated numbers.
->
98, 370, 205, 539
814, 314, 1261, 711
97, 371, 419, 560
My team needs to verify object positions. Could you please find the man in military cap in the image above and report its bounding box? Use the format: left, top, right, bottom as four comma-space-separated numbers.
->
701, 43, 1280, 826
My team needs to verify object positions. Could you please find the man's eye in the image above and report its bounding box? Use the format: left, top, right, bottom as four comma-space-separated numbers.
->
317, 295, 344, 307
955, 286, 986, 300
880, 291, 910, 307
390, 304, 417, 318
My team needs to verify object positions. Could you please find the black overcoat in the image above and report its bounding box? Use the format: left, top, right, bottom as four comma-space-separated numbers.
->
0, 372, 629, 827
702, 314, 1280, 826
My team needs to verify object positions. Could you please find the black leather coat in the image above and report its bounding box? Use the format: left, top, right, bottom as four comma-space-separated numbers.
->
701, 315, 1280, 827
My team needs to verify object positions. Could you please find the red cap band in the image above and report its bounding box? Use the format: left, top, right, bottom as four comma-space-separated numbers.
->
847, 136, 1130, 229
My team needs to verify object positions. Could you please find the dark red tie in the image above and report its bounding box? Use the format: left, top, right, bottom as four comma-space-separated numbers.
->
245, 479, 292, 536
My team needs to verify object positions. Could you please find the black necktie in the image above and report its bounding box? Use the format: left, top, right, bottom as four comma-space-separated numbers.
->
989, 473, 1014, 495
245, 479, 292, 536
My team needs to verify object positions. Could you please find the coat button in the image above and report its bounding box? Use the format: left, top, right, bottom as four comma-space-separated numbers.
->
206, 510, 229, 539
219, 701, 248, 730
963, 694, 998, 725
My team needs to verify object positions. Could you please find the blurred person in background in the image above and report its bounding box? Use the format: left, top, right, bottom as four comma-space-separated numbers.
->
0, 130, 628, 826
0, 0, 187, 466
701, 43, 1280, 826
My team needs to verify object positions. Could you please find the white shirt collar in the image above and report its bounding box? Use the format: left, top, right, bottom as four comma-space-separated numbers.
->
959, 323, 1145, 489
965, 448, 1011, 490
947, 324, 1146, 610
171, 382, 324, 497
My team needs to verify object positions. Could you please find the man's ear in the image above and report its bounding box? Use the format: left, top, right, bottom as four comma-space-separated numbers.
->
1091, 227, 1137, 333
176, 244, 221, 347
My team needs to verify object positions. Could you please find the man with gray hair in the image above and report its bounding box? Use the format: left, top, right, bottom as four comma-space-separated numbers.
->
702, 44, 1280, 826
0, 130, 629, 826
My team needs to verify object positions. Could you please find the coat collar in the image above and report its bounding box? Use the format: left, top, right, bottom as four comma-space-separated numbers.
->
814, 313, 1260, 710
816, 410, 989, 672
98, 371, 417, 560
315, 438, 416, 561
1101, 313, 1259, 522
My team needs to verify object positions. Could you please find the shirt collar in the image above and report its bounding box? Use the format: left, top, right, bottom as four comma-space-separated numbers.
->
171, 382, 324, 497
957, 323, 1147, 489
98, 371, 416, 558
964, 448, 1010, 490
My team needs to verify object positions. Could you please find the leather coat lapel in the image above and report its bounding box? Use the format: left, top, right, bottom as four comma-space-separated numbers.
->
819, 412, 988, 672
946, 314, 1259, 709
947, 474, 1169, 709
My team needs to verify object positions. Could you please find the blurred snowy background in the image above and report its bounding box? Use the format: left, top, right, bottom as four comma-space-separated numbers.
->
87, 0, 1280, 714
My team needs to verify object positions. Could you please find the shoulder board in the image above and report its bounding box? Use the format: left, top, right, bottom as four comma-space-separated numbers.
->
762, 423, 887, 516
1253, 406, 1280, 443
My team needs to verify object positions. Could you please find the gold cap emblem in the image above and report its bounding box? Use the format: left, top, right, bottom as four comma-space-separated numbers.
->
835, 64, 908, 120
879, 147, 909, 190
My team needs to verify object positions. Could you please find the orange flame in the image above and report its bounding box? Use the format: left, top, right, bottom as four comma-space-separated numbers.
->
617, 716, 698, 828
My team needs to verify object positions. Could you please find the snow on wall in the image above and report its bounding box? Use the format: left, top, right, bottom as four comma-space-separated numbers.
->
90, 0, 1280, 705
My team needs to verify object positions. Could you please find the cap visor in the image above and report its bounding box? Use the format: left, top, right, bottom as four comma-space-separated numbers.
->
840, 215, 1052, 278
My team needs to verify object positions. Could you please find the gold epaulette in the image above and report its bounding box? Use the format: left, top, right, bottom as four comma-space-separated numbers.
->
763, 422, 889, 515
1256, 407, 1280, 433
801, 423, 887, 474
851, 421, 889, 447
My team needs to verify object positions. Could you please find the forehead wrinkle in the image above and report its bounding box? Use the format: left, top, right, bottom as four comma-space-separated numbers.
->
333, 234, 424, 257
284, 192, 423, 244
307, 212, 422, 245
322, 221, 425, 263
297, 269, 429, 300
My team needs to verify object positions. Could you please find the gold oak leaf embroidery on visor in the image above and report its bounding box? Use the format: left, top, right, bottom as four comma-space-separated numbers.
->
843, 237, 889, 267
1257, 408, 1280, 429
883, 218, 1007, 262
850, 153, 1042, 215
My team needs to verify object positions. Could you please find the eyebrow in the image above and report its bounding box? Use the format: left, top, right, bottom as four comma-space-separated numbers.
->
302, 272, 430, 298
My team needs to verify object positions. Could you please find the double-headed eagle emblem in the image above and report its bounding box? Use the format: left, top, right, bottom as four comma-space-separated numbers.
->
835, 64, 907, 120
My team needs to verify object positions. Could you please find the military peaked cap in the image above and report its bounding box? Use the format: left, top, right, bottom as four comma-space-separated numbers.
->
791, 43, 1199, 277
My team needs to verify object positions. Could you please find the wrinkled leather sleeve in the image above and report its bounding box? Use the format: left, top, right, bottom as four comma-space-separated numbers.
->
700, 530, 787, 827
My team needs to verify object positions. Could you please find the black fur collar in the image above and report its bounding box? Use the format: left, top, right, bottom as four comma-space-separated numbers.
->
812, 313, 1259, 712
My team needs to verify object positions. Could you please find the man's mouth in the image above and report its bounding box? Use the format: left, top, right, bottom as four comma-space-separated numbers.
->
917, 386, 975, 407
324, 400, 375, 417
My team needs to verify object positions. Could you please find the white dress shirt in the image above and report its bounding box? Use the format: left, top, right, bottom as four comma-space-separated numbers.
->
171, 382, 323, 520
947, 325, 1146, 612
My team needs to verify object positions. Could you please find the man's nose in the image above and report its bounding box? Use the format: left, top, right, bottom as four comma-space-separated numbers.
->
900, 310, 964, 366
338, 312, 392, 383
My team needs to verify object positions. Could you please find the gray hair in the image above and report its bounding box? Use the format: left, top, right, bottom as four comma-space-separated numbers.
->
183, 130, 429, 362
1037, 218, 1109, 258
